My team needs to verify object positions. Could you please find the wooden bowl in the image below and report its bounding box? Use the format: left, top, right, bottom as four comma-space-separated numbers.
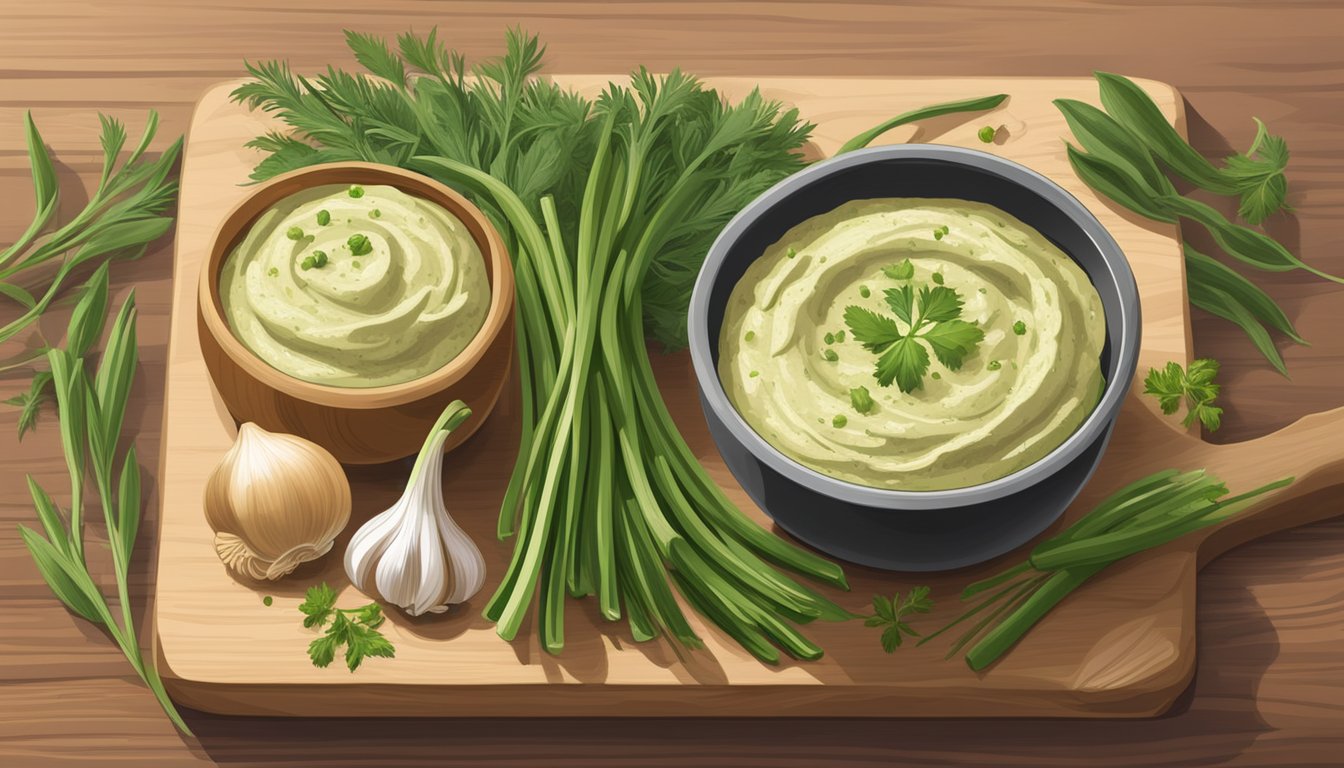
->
197, 162, 515, 465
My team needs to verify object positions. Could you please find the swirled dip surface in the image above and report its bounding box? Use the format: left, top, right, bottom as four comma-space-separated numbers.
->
718, 198, 1105, 491
220, 184, 490, 388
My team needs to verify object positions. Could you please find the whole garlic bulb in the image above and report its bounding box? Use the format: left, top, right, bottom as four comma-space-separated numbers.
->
205, 423, 351, 581
344, 400, 485, 616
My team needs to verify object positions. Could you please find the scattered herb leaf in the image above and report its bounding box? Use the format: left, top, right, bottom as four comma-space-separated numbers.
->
884, 259, 914, 281
1143, 359, 1222, 432
299, 582, 396, 672
1013, 320, 1027, 335
977, 125, 997, 143
864, 587, 934, 653
849, 386, 874, 415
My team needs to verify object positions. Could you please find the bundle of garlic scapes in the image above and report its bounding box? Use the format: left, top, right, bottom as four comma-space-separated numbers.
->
345, 400, 486, 616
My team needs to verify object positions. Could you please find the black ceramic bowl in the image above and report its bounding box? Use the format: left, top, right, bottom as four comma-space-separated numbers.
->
688, 145, 1141, 572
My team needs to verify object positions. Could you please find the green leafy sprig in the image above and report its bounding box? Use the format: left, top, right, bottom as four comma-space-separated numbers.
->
1144, 358, 1223, 432
1054, 73, 1320, 374
299, 583, 397, 672
863, 587, 934, 652
14, 285, 189, 733
844, 281, 984, 393
1, 111, 179, 435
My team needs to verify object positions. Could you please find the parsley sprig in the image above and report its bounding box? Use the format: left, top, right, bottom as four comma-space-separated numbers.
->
844, 282, 984, 393
299, 583, 397, 672
1143, 358, 1223, 432
863, 587, 934, 652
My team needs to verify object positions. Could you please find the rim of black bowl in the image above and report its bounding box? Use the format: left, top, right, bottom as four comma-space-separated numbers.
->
687, 144, 1141, 510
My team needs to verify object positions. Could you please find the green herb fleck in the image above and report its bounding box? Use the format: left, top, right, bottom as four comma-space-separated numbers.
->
844, 281, 985, 392
316, 209, 331, 226
933, 225, 950, 241
370, 209, 382, 219
352, 260, 361, 269
823, 348, 839, 362
267, 266, 279, 278
824, 332, 835, 345
863, 587, 934, 653
263, 595, 274, 607
931, 371, 941, 380
299, 583, 396, 672
286, 226, 304, 241
978, 125, 996, 143
988, 360, 1002, 371
786, 247, 797, 258
849, 386, 874, 415
832, 414, 848, 428
311, 250, 328, 268
859, 285, 871, 298
745, 330, 756, 342
749, 370, 760, 378
932, 272, 945, 285
835, 330, 845, 343
347, 234, 373, 256
883, 259, 915, 281
1013, 320, 1027, 335
1143, 359, 1222, 432
348, 185, 365, 198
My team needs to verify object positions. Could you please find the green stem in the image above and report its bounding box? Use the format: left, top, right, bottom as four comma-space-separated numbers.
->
837, 94, 1009, 155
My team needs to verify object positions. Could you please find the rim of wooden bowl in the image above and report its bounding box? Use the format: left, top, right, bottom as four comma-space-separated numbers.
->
197, 161, 515, 409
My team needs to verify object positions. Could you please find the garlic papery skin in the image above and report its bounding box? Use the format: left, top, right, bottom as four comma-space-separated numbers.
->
204, 422, 352, 581
344, 400, 486, 616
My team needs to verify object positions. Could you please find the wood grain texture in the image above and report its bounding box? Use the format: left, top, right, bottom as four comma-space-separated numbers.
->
2, 0, 1343, 764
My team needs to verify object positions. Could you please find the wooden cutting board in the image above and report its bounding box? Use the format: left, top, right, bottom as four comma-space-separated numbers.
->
153, 76, 1344, 719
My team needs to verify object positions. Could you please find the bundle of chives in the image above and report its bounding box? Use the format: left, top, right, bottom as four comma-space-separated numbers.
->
923, 469, 1293, 670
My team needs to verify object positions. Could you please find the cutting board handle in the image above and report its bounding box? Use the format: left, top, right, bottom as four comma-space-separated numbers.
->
1196, 405, 1344, 565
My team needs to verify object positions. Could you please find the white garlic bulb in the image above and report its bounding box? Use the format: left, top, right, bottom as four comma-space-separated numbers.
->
344, 400, 485, 616
205, 422, 351, 581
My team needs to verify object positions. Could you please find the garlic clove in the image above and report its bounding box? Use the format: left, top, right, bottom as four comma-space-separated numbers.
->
344, 401, 486, 616
205, 422, 351, 581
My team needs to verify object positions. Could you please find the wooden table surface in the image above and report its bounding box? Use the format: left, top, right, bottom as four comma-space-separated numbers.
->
1, 1, 1341, 765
